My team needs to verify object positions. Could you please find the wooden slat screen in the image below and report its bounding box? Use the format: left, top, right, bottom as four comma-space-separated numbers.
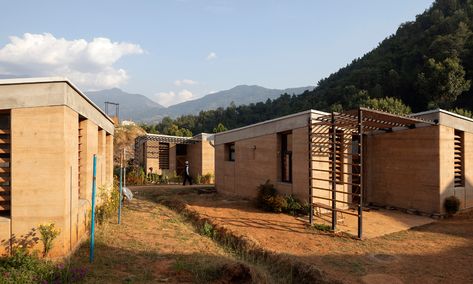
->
159, 143, 170, 169
454, 130, 464, 187
0, 111, 10, 214
330, 129, 344, 183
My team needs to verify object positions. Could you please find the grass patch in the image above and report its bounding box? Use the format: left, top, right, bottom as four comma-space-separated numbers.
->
311, 223, 332, 232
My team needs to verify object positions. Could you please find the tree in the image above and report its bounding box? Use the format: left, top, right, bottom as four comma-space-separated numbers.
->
363, 97, 412, 115
417, 56, 471, 108
213, 123, 228, 133
449, 107, 473, 118
164, 124, 192, 137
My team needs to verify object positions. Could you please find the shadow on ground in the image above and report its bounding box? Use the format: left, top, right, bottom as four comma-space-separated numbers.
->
127, 185, 473, 284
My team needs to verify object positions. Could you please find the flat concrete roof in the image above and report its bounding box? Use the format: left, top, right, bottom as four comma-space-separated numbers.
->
411, 108, 473, 133
214, 109, 328, 145
0, 77, 114, 134
136, 132, 213, 145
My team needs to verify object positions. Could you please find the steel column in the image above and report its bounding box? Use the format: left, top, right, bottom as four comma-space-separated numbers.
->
331, 112, 337, 231
358, 108, 363, 239
308, 118, 314, 225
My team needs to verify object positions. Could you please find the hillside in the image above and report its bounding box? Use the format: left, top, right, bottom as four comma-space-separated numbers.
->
150, 0, 473, 135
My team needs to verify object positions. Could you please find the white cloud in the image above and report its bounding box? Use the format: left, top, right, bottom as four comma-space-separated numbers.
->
153, 89, 194, 107
0, 33, 144, 90
174, 79, 198, 86
206, 52, 217, 60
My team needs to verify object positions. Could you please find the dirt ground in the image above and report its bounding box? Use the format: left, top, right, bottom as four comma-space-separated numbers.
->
70, 186, 273, 283
134, 185, 473, 284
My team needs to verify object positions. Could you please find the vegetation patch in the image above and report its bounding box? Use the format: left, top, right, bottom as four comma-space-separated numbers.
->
158, 197, 338, 284
0, 249, 86, 284
256, 180, 309, 216
444, 196, 461, 216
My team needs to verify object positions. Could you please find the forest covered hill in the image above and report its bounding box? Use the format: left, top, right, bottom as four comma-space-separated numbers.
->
145, 0, 473, 136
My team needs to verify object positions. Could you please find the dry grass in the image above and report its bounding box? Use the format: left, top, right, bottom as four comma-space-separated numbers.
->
69, 190, 272, 283
141, 185, 473, 284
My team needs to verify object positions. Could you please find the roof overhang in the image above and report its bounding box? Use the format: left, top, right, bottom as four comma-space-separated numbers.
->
315, 107, 433, 133
136, 134, 199, 145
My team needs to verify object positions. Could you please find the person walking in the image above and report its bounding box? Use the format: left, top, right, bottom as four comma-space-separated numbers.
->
183, 161, 192, 185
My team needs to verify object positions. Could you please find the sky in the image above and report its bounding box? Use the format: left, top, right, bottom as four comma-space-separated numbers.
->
0, 0, 434, 107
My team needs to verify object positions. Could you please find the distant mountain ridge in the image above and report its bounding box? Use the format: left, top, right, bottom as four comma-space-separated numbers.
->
86, 88, 164, 121
163, 85, 314, 118
87, 85, 314, 122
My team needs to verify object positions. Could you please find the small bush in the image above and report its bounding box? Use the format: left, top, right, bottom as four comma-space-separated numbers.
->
96, 184, 120, 225
38, 223, 61, 257
256, 180, 287, 213
147, 173, 159, 184
201, 221, 218, 239
268, 195, 288, 213
285, 195, 302, 215
125, 166, 146, 185
444, 196, 461, 215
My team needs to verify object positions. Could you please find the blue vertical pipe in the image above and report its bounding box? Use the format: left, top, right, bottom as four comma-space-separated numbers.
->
89, 154, 97, 263
118, 158, 123, 224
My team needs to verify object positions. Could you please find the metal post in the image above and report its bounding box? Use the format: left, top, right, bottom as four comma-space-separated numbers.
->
331, 112, 337, 231
358, 108, 363, 239
118, 150, 123, 224
89, 154, 97, 263
123, 149, 127, 188
308, 118, 314, 225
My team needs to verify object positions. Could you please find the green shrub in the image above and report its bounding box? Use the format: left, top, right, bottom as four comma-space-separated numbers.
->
38, 223, 61, 257
284, 195, 303, 216
125, 166, 145, 185
201, 221, 218, 239
444, 196, 461, 215
0, 249, 87, 283
147, 173, 159, 184
96, 184, 120, 225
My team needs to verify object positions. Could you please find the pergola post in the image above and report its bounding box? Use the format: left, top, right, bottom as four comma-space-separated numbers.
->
357, 108, 363, 239
331, 112, 337, 231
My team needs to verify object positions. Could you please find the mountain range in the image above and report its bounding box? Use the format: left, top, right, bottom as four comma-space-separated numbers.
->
87, 85, 314, 122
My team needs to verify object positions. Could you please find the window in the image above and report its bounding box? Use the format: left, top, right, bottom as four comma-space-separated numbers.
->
280, 132, 293, 183
330, 129, 344, 183
226, 143, 235, 161
454, 130, 464, 187
159, 143, 170, 169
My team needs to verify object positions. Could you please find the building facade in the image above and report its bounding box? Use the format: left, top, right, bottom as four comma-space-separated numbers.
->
135, 133, 215, 180
214, 108, 473, 217
0, 77, 114, 257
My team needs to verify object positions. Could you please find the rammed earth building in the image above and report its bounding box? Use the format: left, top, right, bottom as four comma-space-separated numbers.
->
0, 77, 114, 257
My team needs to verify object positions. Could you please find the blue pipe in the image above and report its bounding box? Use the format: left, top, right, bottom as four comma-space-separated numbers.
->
118, 163, 123, 224
89, 154, 97, 263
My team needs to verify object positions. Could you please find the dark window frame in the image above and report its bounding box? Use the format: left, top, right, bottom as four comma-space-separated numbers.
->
226, 143, 235, 161
280, 132, 293, 183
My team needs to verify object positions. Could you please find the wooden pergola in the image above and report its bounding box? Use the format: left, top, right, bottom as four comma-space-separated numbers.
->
308, 107, 432, 239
